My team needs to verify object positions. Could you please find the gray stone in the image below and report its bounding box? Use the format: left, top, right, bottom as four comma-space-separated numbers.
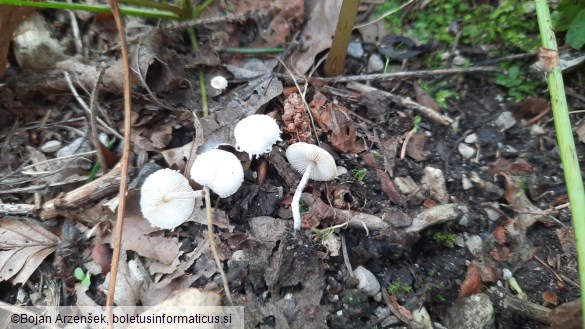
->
347, 41, 364, 58
442, 293, 495, 329
367, 53, 385, 72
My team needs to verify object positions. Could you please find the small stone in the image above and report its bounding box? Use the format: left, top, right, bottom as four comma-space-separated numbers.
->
347, 41, 364, 58
464, 133, 477, 144
421, 166, 449, 204
531, 125, 545, 136
443, 293, 495, 329
373, 292, 382, 302
453, 55, 468, 66
40, 140, 62, 153
494, 111, 516, 130
462, 174, 472, 190
458, 143, 476, 160
367, 54, 385, 72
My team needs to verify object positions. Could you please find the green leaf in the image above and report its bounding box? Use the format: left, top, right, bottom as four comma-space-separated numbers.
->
74, 268, 85, 281
567, 9, 585, 49
82, 275, 91, 288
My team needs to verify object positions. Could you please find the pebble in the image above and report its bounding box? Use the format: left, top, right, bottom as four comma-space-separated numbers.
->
452, 55, 468, 66
458, 143, 476, 160
462, 174, 472, 190
494, 111, 516, 130
464, 133, 477, 144
464, 234, 483, 256
347, 41, 364, 58
40, 140, 62, 153
443, 293, 495, 329
367, 53, 385, 72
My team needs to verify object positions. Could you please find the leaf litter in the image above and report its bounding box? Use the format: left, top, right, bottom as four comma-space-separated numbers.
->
0, 1, 582, 328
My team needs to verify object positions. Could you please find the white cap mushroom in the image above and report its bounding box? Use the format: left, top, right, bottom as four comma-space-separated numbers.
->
140, 169, 202, 229
234, 114, 282, 159
190, 149, 244, 198
210, 76, 228, 90
286, 142, 337, 231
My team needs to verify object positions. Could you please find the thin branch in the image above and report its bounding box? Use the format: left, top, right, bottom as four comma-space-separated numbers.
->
347, 82, 454, 126
90, 64, 108, 174
105, 0, 132, 326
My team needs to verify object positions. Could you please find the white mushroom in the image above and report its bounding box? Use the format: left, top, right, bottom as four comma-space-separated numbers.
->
210, 76, 228, 90
286, 142, 337, 231
190, 149, 244, 198
140, 169, 202, 229
234, 114, 282, 159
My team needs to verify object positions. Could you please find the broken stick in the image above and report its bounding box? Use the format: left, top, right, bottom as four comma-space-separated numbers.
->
347, 82, 454, 126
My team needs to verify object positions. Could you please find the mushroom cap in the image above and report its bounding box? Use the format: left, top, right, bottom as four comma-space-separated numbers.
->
234, 114, 282, 159
140, 169, 195, 229
190, 149, 244, 198
286, 142, 337, 181
210, 76, 228, 90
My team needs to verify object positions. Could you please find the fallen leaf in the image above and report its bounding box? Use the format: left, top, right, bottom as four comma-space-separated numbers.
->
0, 6, 35, 78
539, 47, 560, 72
262, 0, 305, 45
289, 0, 343, 74
459, 264, 482, 297
0, 220, 59, 284
91, 243, 112, 273
376, 169, 406, 204
414, 82, 440, 112
513, 97, 549, 121
406, 132, 430, 161
309, 91, 365, 154
489, 158, 533, 176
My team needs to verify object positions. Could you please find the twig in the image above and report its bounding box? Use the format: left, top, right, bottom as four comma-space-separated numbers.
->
314, 66, 501, 83
0, 203, 37, 215
347, 82, 454, 126
105, 0, 132, 326
354, 0, 413, 29
63, 71, 123, 140
40, 165, 124, 220
66, 0, 83, 54
400, 128, 415, 160
20, 151, 96, 173
90, 64, 108, 174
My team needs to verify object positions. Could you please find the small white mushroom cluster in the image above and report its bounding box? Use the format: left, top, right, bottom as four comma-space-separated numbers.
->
140, 149, 244, 229
140, 113, 283, 229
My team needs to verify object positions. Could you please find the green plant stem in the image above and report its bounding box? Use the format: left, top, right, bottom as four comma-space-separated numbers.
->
187, 29, 209, 117
192, 0, 213, 19
119, 0, 182, 15
0, 0, 180, 19
224, 47, 285, 54
534, 1, 585, 325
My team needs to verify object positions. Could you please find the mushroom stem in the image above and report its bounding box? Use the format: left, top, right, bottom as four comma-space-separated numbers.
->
292, 161, 316, 232
163, 190, 205, 202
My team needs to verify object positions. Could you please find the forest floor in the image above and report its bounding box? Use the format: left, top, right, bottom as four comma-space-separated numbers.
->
0, 1, 584, 328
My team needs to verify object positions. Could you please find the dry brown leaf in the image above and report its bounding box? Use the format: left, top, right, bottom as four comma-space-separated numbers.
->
289, 0, 343, 74
0, 6, 35, 78
459, 264, 482, 297
376, 169, 406, 204
309, 91, 365, 154
539, 47, 560, 72
0, 220, 59, 284
406, 132, 430, 162
489, 158, 533, 176
513, 97, 549, 121
413, 82, 440, 112
262, 0, 305, 46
